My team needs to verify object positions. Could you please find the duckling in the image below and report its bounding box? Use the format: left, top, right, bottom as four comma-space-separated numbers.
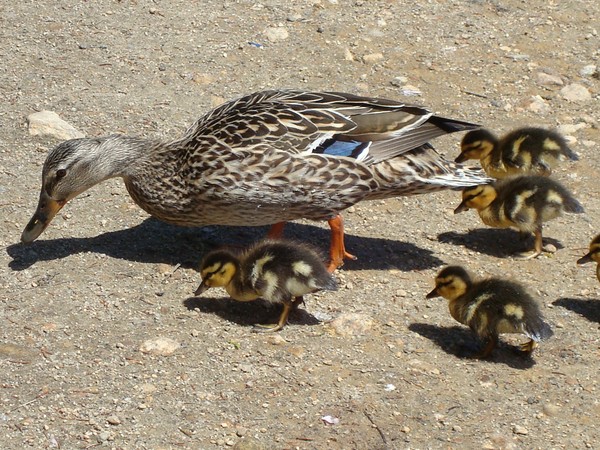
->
454, 175, 584, 258
194, 239, 338, 331
456, 127, 578, 178
427, 266, 553, 358
577, 234, 600, 283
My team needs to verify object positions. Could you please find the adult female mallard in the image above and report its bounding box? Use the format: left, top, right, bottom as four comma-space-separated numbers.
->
21, 89, 491, 270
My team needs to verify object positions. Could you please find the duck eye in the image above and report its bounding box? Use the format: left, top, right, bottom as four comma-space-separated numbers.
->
56, 169, 67, 180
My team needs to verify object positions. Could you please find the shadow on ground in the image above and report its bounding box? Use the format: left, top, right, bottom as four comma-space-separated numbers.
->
553, 297, 600, 323
7, 218, 444, 272
182, 296, 321, 329
408, 323, 536, 369
438, 228, 563, 258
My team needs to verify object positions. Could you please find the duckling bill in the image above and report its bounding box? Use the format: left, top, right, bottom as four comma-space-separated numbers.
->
577, 234, 600, 283
195, 239, 337, 331
427, 266, 553, 358
454, 175, 584, 258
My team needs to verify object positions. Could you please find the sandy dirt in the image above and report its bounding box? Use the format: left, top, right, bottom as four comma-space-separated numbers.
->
1, 1, 599, 449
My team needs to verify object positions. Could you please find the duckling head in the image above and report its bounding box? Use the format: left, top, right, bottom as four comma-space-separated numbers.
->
195, 250, 239, 295
426, 266, 472, 301
455, 129, 496, 163
21, 135, 142, 243
454, 184, 497, 213
577, 235, 600, 265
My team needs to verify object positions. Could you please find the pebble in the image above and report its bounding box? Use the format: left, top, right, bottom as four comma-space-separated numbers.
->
560, 83, 592, 103
264, 27, 289, 42
556, 123, 587, 135
362, 53, 384, 64
542, 403, 560, 417
27, 111, 85, 140
579, 64, 597, 77
106, 415, 121, 425
139, 337, 181, 356
536, 72, 563, 87
233, 437, 268, 450
525, 95, 550, 114
330, 313, 374, 336
512, 425, 528, 435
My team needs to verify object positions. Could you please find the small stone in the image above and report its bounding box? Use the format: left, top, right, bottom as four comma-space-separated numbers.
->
543, 243, 557, 253
330, 313, 374, 337
233, 437, 268, 450
139, 337, 180, 356
580, 64, 597, 77
107, 415, 121, 425
453, 425, 462, 432
556, 123, 587, 135
560, 83, 592, 103
401, 426, 410, 433
264, 27, 289, 42
542, 403, 560, 416
97, 431, 111, 442
27, 111, 85, 140
520, 95, 549, 114
536, 72, 563, 87
362, 53, 384, 64
513, 425, 528, 435
344, 48, 354, 61
266, 335, 287, 345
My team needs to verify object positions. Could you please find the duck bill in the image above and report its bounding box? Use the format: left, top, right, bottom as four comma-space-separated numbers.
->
21, 192, 66, 243
426, 287, 440, 299
454, 153, 468, 163
194, 280, 209, 296
577, 253, 593, 265
453, 200, 469, 214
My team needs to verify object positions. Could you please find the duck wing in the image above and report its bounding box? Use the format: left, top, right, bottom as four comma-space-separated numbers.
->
178, 90, 479, 165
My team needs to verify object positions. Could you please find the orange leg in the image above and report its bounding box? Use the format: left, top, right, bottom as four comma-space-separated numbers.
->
267, 222, 286, 239
327, 215, 357, 273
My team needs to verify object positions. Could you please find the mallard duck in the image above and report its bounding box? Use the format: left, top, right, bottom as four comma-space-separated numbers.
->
427, 266, 553, 358
21, 89, 492, 270
577, 234, 600, 283
456, 127, 578, 178
194, 239, 337, 331
454, 175, 584, 258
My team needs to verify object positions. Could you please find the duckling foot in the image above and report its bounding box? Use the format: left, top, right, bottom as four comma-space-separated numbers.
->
519, 339, 538, 353
516, 249, 542, 259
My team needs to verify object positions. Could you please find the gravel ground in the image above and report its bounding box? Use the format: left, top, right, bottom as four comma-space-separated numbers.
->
1, 1, 599, 449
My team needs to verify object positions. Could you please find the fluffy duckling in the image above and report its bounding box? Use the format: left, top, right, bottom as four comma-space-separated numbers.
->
195, 239, 337, 331
577, 234, 600, 283
454, 175, 584, 258
427, 266, 553, 358
456, 127, 578, 178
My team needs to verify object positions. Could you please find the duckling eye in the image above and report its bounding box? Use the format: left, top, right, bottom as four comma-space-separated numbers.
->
56, 169, 67, 180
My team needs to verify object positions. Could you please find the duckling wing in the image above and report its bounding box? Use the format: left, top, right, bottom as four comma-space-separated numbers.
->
179, 90, 479, 165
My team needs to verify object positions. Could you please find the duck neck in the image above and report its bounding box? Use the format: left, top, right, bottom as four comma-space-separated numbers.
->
90, 134, 164, 179
224, 265, 260, 302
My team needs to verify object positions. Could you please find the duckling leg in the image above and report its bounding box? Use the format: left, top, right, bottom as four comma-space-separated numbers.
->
472, 336, 497, 359
254, 300, 296, 332
327, 215, 357, 272
518, 228, 543, 259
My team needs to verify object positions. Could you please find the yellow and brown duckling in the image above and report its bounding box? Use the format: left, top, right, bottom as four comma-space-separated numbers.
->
456, 127, 578, 178
577, 234, 600, 283
427, 266, 553, 358
454, 175, 584, 258
195, 239, 337, 331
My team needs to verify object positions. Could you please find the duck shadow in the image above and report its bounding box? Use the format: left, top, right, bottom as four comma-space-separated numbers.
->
7, 218, 443, 272
438, 228, 563, 258
408, 323, 536, 369
182, 296, 321, 329
553, 298, 600, 323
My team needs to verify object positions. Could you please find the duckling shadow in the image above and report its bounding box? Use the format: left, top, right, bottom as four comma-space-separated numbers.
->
438, 229, 563, 258
7, 218, 443, 272
553, 298, 600, 323
408, 323, 536, 369
182, 296, 321, 328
